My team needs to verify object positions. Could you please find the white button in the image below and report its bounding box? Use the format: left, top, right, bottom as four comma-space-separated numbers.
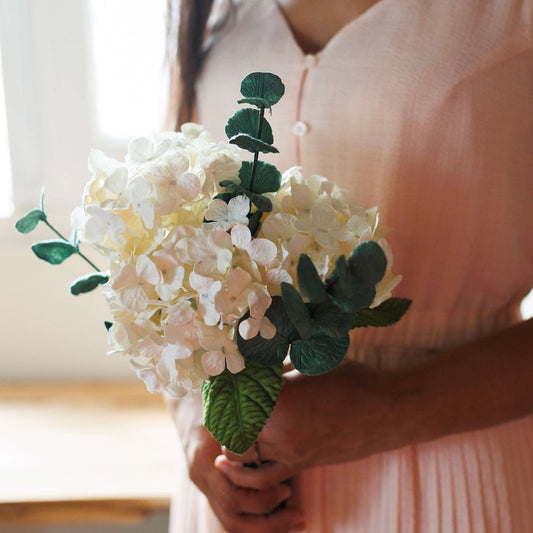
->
292, 121, 309, 136
304, 54, 318, 69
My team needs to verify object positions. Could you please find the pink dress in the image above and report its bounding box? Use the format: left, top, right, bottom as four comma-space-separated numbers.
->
170, 0, 533, 531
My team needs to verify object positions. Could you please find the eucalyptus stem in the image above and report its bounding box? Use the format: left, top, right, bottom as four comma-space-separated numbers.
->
249, 106, 265, 192
44, 218, 101, 272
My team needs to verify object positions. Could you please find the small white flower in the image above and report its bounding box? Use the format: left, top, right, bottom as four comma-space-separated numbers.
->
189, 271, 222, 326
205, 195, 250, 231
127, 176, 155, 229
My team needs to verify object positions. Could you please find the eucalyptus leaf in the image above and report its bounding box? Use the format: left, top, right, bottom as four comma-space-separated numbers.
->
247, 209, 263, 237
290, 334, 350, 376
237, 296, 295, 366
313, 302, 354, 338
229, 133, 279, 154
15, 209, 46, 234
104, 321, 113, 331
297, 254, 328, 303
353, 297, 412, 328
348, 241, 387, 285
281, 282, 313, 339
70, 272, 110, 295
225, 109, 273, 144
239, 161, 281, 194
213, 191, 237, 203
246, 191, 272, 212
240, 72, 285, 107
31, 240, 77, 265
237, 97, 272, 108
202, 362, 283, 454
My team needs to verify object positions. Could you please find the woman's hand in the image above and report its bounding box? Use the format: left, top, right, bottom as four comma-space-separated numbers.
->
167, 392, 305, 533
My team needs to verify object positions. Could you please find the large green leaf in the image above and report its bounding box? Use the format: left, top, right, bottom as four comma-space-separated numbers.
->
225, 109, 273, 144
239, 72, 285, 107
237, 296, 295, 366
348, 241, 387, 285
31, 239, 77, 265
239, 161, 281, 194
229, 133, 279, 154
353, 297, 412, 328
313, 302, 354, 338
281, 282, 313, 339
290, 334, 350, 376
15, 209, 46, 234
297, 254, 328, 303
70, 272, 110, 295
202, 362, 283, 454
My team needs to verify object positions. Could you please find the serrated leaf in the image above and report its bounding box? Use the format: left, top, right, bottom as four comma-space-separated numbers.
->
229, 133, 279, 154
353, 297, 412, 328
31, 240, 77, 265
225, 109, 273, 145
15, 209, 46, 234
240, 72, 285, 107
290, 334, 350, 376
348, 241, 387, 286
70, 272, 109, 295
202, 362, 283, 454
239, 161, 281, 194
281, 282, 313, 339
237, 296, 295, 366
313, 302, 354, 338
297, 254, 328, 303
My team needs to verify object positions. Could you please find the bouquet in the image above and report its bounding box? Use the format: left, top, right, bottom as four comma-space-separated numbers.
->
16, 72, 410, 454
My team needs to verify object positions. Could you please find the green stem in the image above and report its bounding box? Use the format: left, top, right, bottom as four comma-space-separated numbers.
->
44, 218, 101, 272
249, 106, 265, 192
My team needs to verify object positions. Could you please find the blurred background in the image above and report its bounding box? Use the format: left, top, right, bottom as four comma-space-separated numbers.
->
0, 1, 177, 531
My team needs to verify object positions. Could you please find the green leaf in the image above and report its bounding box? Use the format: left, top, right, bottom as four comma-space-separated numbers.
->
213, 191, 237, 203
248, 209, 263, 237
348, 241, 387, 286
225, 109, 273, 144
237, 296, 295, 366
104, 321, 113, 331
240, 72, 285, 107
239, 161, 281, 194
313, 302, 354, 338
290, 334, 350, 376
229, 133, 279, 154
297, 254, 328, 303
31, 239, 77, 265
353, 297, 412, 328
218, 180, 273, 212
281, 282, 313, 339
202, 362, 283, 454
237, 97, 272, 108
15, 209, 46, 234
70, 272, 110, 295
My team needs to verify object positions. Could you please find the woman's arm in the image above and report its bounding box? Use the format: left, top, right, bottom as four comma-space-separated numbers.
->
217, 317, 533, 490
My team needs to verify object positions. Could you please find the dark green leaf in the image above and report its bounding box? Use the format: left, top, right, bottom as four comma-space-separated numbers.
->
31, 240, 77, 265
202, 362, 283, 454
297, 254, 328, 303
104, 321, 113, 331
213, 191, 237, 203
229, 133, 279, 154
70, 272, 110, 295
353, 297, 412, 328
313, 302, 354, 338
348, 241, 387, 286
240, 72, 285, 107
239, 161, 281, 194
246, 191, 272, 212
248, 209, 263, 237
15, 209, 46, 234
218, 180, 239, 192
281, 282, 313, 339
237, 97, 272, 108
290, 334, 350, 376
225, 109, 273, 144
237, 296, 295, 366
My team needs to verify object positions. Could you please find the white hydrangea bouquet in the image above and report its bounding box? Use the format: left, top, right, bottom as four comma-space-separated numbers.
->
16, 73, 410, 454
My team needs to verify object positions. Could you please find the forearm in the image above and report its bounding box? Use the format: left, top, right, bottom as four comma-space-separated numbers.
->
392, 317, 533, 447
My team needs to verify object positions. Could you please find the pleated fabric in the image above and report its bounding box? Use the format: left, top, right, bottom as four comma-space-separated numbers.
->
169, 0, 533, 531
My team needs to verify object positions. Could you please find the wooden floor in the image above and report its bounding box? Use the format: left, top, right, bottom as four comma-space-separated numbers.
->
0, 382, 179, 525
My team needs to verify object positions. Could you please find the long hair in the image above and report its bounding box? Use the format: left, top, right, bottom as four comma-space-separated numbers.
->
166, 0, 234, 129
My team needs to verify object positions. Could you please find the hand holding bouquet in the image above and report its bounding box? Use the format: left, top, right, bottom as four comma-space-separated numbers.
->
16, 73, 410, 454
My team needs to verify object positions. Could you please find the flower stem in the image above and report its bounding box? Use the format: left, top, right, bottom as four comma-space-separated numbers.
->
249, 106, 265, 192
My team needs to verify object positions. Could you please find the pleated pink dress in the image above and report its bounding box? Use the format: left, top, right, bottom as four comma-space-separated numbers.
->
169, 1, 533, 531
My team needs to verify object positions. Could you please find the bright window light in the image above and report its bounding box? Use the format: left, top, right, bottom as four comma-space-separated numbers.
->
86, 0, 168, 139
0, 43, 14, 218
522, 289, 533, 320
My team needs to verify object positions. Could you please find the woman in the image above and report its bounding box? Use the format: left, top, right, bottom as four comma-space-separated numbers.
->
166, 0, 533, 531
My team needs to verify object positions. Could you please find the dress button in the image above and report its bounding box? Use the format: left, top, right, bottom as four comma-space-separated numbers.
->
292, 121, 309, 136
304, 54, 318, 69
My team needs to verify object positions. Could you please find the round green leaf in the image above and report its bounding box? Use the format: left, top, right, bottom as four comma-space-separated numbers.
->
313, 302, 354, 338
240, 72, 285, 107
15, 209, 46, 234
225, 109, 273, 144
237, 296, 295, 366
31, 239, 77, 265
237, 97, 272, 108
229, 133, 279, 154
290, 334, 350, 376
202, 362, 283, 454
297, 254, 328, 303
353, 297, 412, 328
348, 241, 387, 285
239, 161, 281, 194
281, 282, 313, 339
70, 272, 110, 295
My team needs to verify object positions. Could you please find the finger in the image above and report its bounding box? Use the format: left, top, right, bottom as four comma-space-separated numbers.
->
216, 455, 294, 490
222, 446, 258, 464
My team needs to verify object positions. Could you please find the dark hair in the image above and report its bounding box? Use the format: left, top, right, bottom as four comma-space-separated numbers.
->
166, 0, 234, 129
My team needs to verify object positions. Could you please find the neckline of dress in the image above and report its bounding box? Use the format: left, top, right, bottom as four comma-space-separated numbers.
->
269, 0, 388, 58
